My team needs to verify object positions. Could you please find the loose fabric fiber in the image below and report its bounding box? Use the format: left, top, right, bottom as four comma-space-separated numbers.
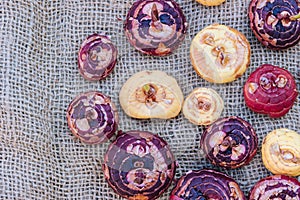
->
0, 0, 299, 199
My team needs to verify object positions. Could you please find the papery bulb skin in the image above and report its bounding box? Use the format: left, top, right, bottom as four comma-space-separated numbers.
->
200, 116, 258, 169
119, 70, 184, 119
66, 91, 118, 144
262, 128, 300, 176
249, 175, 300, 200
196, 0, 226, 6
248, 0, 300, 49
103, 130, 176, 200
182, 87, 224, 125
170, 169, 246, 200
124, 0, 187, 56
244, 64, 298, 118
78, 34, 117, 80
190, 24, 251, 83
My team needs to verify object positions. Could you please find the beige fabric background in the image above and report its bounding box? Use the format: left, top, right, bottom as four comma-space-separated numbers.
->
0, 0, 299, 199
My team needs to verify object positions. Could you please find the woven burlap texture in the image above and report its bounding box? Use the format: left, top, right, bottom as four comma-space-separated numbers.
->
0, 0, 299, 199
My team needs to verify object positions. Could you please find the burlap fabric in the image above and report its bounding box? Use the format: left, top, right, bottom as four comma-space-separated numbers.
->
0, 0, 299, 199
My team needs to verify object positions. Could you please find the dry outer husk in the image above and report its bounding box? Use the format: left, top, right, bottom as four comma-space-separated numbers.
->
190, 24, 251, 83
182, 87, 224, 125
0, 0, 299, 199
262, 128, 300, 176
119, 70, 184, 119
196, 0, 226, 6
